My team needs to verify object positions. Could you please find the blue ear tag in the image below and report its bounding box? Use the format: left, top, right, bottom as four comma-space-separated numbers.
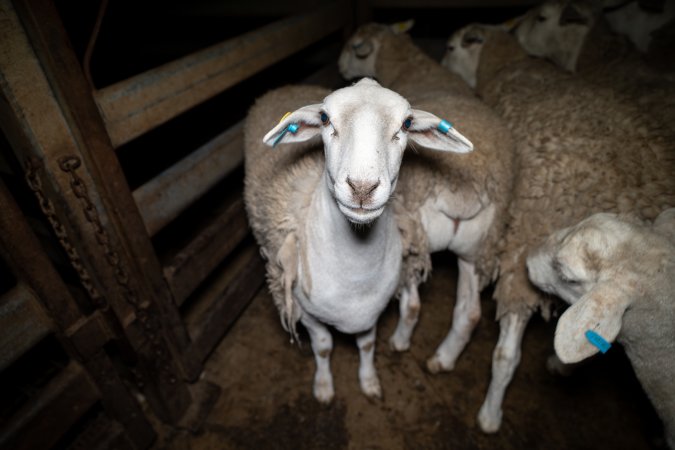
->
585, 330, 611, 354
437, 119, 453, 134
272, 122, 300, 148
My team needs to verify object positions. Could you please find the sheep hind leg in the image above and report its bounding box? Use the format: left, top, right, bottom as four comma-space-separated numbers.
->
427, 258, 481, 373
301, 314, 335, 404
477, 310, 531, 433
357, 326, 382, 399
389, 280, 421, 352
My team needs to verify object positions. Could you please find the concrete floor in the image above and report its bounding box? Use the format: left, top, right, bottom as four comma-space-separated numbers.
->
154, 253, 665, 450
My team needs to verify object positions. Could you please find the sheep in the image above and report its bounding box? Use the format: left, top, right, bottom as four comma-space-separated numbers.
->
442, 23, 675, 432
513, 0, 675, 133
339, 23, 516, 381
526, 209, 675, 448
603, 0, 675, 54
243, 79, 474, 403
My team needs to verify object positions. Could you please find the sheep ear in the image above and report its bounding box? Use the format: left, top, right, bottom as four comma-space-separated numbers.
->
559, 3, 589, 26
262, 104, 323, 147
554, 283, 632, 364
390, 19, 414, 34
408, 109, 474, 153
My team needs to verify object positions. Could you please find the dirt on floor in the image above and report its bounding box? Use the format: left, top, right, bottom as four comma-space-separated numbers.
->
154, 253, 665, 450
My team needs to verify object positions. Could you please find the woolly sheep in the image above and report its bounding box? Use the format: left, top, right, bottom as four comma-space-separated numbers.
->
603, 0, 675, 54
244, 80, 473, 403
513, 0, 675, 133
339, 23, 516, 381
442, 23, 675, 432
527, 209, 675, 448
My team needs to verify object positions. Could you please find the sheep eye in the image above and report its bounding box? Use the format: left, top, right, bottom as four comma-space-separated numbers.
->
447, 44, 455, 52
402, 117, 412, 131
536, 15, 547, 22
320, 112, 330, 125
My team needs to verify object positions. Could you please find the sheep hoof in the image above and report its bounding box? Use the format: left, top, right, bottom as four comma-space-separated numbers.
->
388, 334, 411, 352
426, 355, 453, 374
360, 376, 383, 399
313, 378, 335, 404
477, 403, 502, 433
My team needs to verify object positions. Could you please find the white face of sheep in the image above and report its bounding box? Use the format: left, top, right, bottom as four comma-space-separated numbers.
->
441, 25, 487, 88
514, 0, 595, 72
263, 79, 474, 225
338, 21, 414, 81
526, 213, 642, 364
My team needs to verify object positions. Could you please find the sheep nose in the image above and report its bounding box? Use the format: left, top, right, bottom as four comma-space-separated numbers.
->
346, 177, 380, 204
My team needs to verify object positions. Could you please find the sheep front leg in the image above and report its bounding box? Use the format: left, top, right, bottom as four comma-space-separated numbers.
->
357, 327, 382, 399
427, 258, 481, 373
389, 280, 421, 352
301, 314, 335, 404
477, 310, 531, 433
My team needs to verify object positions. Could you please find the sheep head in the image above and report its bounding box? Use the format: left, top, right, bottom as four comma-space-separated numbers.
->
441, 23, 488, 88
263, 78, 473, 225
338, 21, 414, 82
514, 0, 598, 72
526, 212, 659, 363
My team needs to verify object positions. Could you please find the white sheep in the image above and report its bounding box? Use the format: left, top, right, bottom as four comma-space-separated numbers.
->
442, 23, 675, 432
527, 209, 675, 448
603, 0, 675, 54
339, 23, 516, 379
243, 79, 473, 403
513, 0, 675, 134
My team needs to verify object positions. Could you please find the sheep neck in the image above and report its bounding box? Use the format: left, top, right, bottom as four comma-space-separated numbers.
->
295, 172, 402, 334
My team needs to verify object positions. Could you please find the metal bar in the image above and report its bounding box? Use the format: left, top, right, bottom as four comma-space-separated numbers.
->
0, 284, 51, 371
94, 0, 348, 147
133, 122, 243, 236
164, 197, 250, 303
0, 361, 99, 450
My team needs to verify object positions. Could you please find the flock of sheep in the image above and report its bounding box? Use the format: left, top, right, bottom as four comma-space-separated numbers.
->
242, 0, 675, 445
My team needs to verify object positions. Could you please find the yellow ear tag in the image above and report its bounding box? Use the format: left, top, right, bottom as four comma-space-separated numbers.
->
391, 19, 414, 34
279, 112, 292, 123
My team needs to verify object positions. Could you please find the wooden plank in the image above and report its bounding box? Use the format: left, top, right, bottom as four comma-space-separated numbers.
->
0, 284, 51, 371
187, 244, 265, 363
133, 122, 243, 236
95, 0, 348, 147
164, 196, 250, 303
0, 361, 99, 450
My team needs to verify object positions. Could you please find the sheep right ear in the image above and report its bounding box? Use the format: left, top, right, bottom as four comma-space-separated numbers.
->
263, 104, 323, 147
554, 283, 632, 364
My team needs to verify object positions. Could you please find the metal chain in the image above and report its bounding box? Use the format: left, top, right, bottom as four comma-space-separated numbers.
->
25, 156, 177, 386
57, 156, 177, 385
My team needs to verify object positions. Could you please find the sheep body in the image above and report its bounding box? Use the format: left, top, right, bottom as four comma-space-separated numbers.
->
444, 23, 675, 432
340, 23, 516, 371
527, 210, 675, 448
245, 80, 474, 402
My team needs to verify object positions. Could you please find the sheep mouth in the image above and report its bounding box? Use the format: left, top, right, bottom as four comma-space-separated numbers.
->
338, 203, 385, 224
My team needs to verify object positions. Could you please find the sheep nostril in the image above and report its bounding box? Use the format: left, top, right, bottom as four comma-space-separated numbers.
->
346, 177, 380, 203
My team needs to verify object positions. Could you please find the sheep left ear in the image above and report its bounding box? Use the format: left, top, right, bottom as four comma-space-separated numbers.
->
263, 104, 323, 147
408, 109, 474, 153
554, 283, 632, 364
390, 19, 414, 34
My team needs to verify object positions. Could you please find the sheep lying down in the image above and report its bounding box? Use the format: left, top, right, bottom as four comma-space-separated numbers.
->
244, 79, 473, 402
527, 210, 675, 448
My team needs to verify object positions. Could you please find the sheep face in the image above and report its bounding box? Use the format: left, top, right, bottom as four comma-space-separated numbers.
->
338, 21, 413, 81
514, 0, 596, 72
338, 24, 383, 81
441, 24, 486, 88
263, 79, 473, 225
526, 212, 648, 363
